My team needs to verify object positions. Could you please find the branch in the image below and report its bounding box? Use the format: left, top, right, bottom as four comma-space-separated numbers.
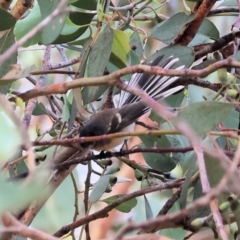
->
1, 212, 59, 240
11, 58, 240, 102
53, 179, 183, 237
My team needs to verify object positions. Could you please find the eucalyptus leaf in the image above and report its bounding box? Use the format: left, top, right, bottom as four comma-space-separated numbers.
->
32, 102, 47, 116
0, 29, 17, 94
173, 101, 234, 135
0, 171, 49, 214
140, 135, 177, 172
0, 65, 35, 85
89, 175, 111, 203
188, 178, 211, 221
8, 150, 28, 178
82, 25, 114, 104
188, 19, 219, 46
110, 29, 131, 68
219, 0, 237, 6
38, 0, 67, 44
149, 12, 194, 45
179, 157, 196, 209
14, 4, 42, 47
144, 195, 154, 219
0, 109, 21, 161
130, 31, 143, 58
62, 94, 72, 122
148, 45, 194, 68
0, 8, 16, 31
102, 194, 137, 213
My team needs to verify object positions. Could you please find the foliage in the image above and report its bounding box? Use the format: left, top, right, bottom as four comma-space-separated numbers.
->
0, 0, 240, 240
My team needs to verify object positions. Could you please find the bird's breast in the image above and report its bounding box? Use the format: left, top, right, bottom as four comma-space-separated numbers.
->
93, 123, 135, 151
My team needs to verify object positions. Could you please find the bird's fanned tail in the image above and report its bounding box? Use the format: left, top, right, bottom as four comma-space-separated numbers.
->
117, 56, 184, 108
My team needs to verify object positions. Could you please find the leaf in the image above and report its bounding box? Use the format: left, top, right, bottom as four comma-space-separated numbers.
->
149, 12, 194, 45
110, 29, 131, 68
0, 105, 21, 161
0, 171, 49, 214
32, 102, 47, 116
62, 94, 72, 122
8, 150, 28, 178
204, 151, 228, 204
129, 50, 141, 66
104, 163, 120, 175
0, 29, 17, 94
31, 170, 77, 232
140, 135, 178, 172
82, 25, 114, 104
188, 19, 219, 46
220, 0, 237, 7
0, 65, 35, 85
148, 45, 195, 68
0, 8, 16, 31
89, 175, 111, 203
149, 91, 184, 124
53, 19, 90, 44
179, 157, 196, 209
38, 0, 68, 44
70, 39, 91, 131
188, 178, 211, 221
130, 31, 143, 58
144, 195, 154, 219
174, 101, 234, 135
150, 12, 219, 46
68, 0, 96, 29
102, 194, 137, 213
14, 4, 42, 47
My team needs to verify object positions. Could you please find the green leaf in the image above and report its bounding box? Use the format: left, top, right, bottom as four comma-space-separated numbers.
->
150, 12, 219, 46
144, 195, 154, 219
149, 91, 184, 124
71, 0, 97, 10
82, 25, 114, 104
32, 171, 78, 232
110, 29, 131, 68
129, 50, 141, 66
69, 0, 96, 25
148, 45, 194, 68
0, 29, 17, 94
102, 194, 137, 213
0, 65, 35, 85
130, 31, 143, 58
0, 171, 49, 214
38, 0, 68, 44
32, 102, 47, 116
8, 150, 28, 178
14, 4, 42, 47
188, 178, 211, 221
69, 39, 91, 131
0, 107, 21, 162
188, 19, 219, 46
204, 151, 228, 204
62, 94, 72, 122
89, 175, 111, 203
104, 163, 120, 175
140, 135, 177, 172
174, 101, 234, 135
53, 20, 90, 44
179, 157, 196, 209
149, 12, 194, 45
0, 8, 16, 31
220, 0, 237, 7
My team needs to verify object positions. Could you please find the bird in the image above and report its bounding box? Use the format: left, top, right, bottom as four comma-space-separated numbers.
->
80, 55, 184, 151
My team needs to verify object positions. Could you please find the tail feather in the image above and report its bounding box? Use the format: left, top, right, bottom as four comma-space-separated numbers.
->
116, 55, 183, 108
